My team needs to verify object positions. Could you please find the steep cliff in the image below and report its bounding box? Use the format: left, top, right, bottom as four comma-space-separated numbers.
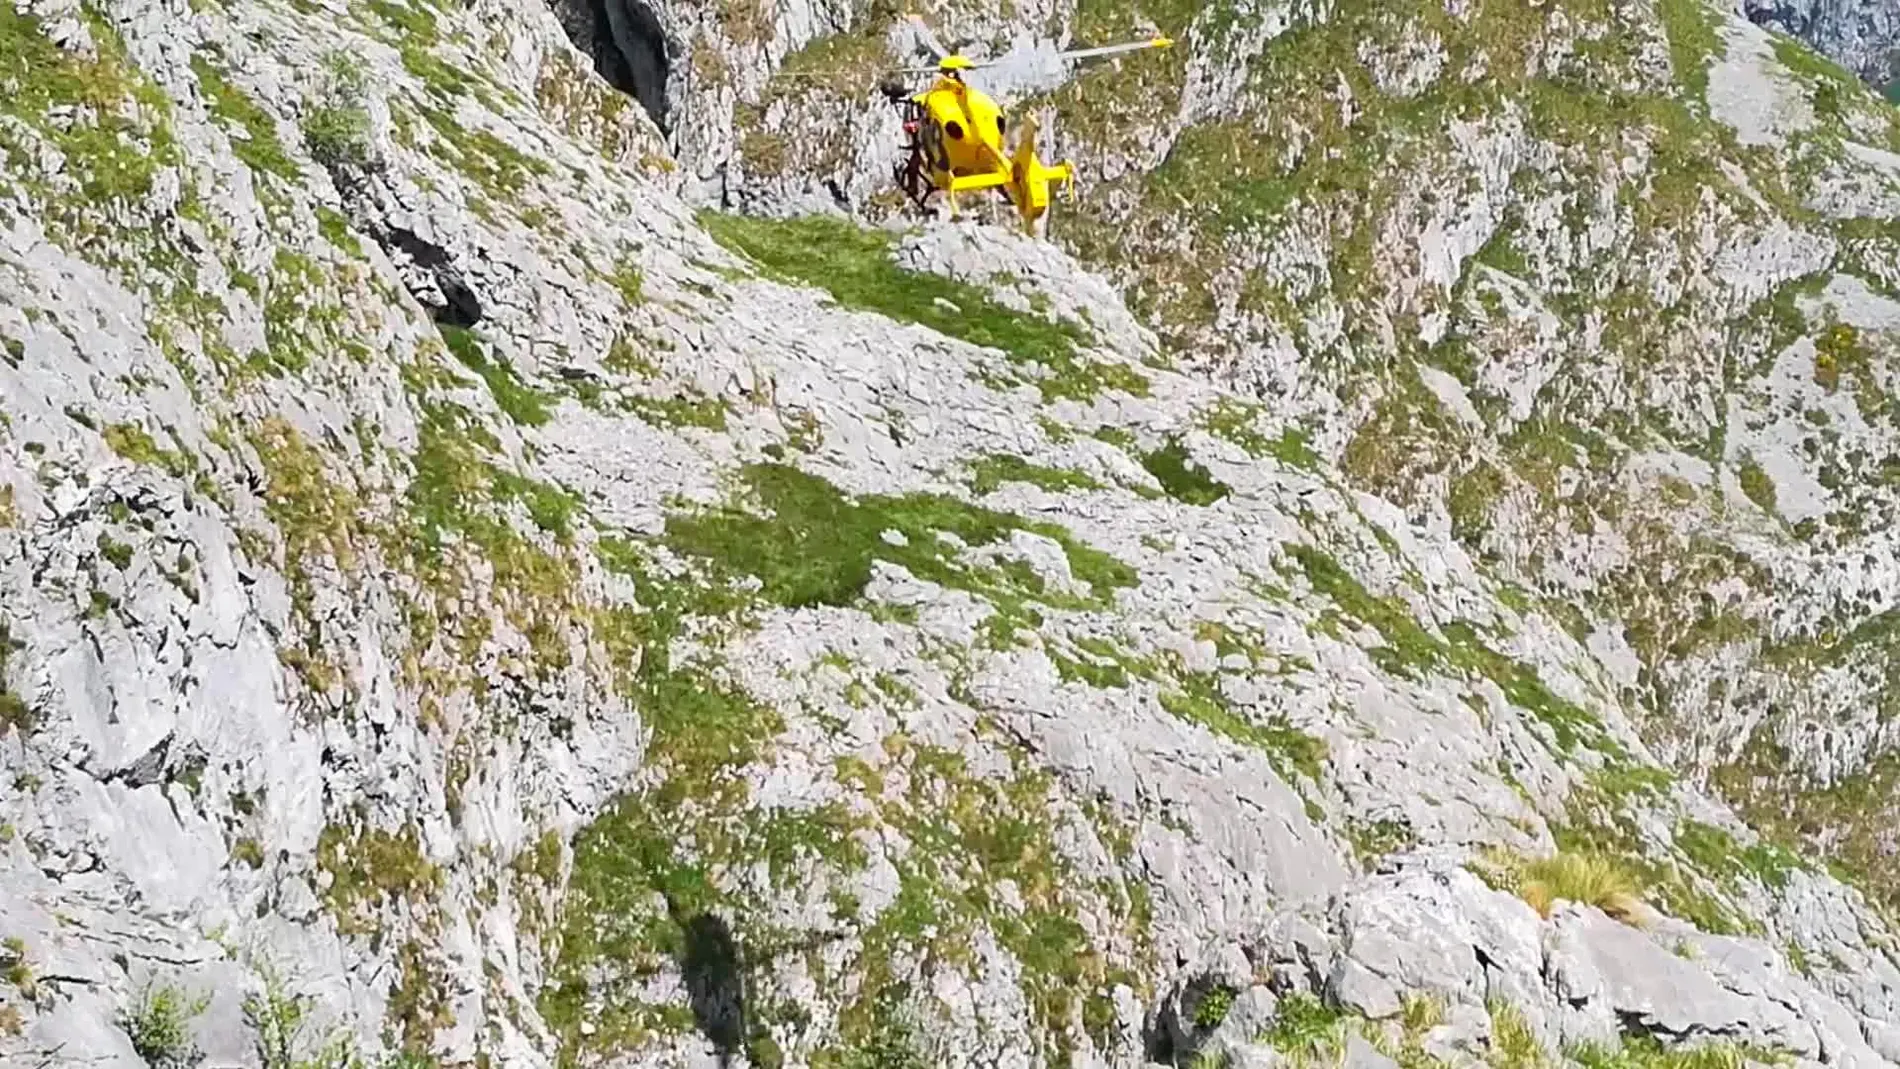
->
4, 1, 1900, 1068
1742, 0, 1900, 95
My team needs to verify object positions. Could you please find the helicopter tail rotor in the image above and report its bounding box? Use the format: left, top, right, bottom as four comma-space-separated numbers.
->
1007, 115, 1074, 235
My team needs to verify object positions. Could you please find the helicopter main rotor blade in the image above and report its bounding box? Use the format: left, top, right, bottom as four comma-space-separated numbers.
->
1051, 36, 1175, 63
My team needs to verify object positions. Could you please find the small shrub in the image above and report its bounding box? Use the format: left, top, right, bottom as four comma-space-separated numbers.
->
1260, 993, 1349, 1064
1737, 458, 1776, 515
232, 837, 265, 868
120, 983, 209, 1069
302, 51, 373, 171
244, 964, 359, 1069
0, 623, 31, 737
1193, 983, 1237, 1028
2, 936, 30, 994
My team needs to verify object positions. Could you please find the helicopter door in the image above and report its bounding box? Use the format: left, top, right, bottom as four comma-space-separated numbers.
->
919, 117, 950, 174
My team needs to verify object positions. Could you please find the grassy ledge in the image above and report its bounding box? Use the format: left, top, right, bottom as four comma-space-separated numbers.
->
696, 211, 1151, 404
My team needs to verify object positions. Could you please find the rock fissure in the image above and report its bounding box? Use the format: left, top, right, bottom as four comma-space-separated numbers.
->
548, 0, 673, 134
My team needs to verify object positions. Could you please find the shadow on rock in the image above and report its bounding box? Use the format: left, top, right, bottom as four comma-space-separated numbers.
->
680, 911, 746, 1065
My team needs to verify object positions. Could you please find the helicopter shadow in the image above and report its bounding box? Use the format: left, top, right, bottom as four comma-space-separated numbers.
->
658, 889, 853, 1067
679, 910, 746, 1065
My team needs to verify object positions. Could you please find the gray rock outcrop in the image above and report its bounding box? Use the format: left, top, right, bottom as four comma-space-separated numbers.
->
2, 0, 1900, 1067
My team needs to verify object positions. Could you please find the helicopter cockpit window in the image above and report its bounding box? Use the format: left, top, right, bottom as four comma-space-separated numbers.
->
944, 120, 965, 140
997, 114, 1006, 135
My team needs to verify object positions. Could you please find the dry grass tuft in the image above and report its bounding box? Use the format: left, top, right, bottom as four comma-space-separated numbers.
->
1470, 847, 1649, 926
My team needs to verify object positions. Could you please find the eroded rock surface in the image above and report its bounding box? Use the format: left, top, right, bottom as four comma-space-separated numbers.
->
3, 0, 1900, 1068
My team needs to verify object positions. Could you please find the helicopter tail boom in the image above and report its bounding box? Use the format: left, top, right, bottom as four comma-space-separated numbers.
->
1007, 116, 1073, 234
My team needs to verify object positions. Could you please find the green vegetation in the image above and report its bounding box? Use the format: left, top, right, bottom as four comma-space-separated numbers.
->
232, 837, 265, 868
697, 211, 1149, 403
314, 819, 442, 935
439, 325, 555, 426
250, 416, 360, 596
1258, 993, 1351, 1066
1198, 398, 1322, 470
0, 623, 31, 736
1487, 1002, 1547, 1069
1142, 439, 1230, 505
967, 453, 1103, 495
120, 983, 210, 1069
103, 422, 188, 476
623, 390, 728, 431
1160, 668, 1327, 785
820, 983, 932, 1068
0, 7, 187, 264
192, 54, 299, 180
244, 962, 387, 1069
1673, 820, 1806, 892
98, 533, 134, 570
1200, 397, 1326, 474
302, 51, 373, 171
1657, 0, 1725, 104
1285, 543, 1617, 755
2, 938, 34, 999
661, 462, 1137, 622
1344, 817, 1418, 864
1470, 848, 1647, 924
553, 529, 1150, 1064
1716, 742, 1900, 911
253, 249, 352, 377
1547, 769, 1756, 935
1737, 457, 1777, 514
611, 259, 645, 306
364, 0, 438, 40
1569, 1034, 1789, 1069
1193, 983, 1237, 1028
419, 105, 552, 200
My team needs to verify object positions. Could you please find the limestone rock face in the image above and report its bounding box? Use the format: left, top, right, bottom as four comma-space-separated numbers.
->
3, 0, 1900, 1068
1742, 0, 1900, 94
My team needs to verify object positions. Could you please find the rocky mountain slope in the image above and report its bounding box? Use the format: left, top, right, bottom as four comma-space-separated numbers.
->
5, 0, 1900, 1068
1741, 0, 1900, 96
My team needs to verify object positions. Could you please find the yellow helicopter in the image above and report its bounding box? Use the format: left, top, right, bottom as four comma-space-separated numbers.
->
880, 27, 1174, 233
777, 17, 1174, 234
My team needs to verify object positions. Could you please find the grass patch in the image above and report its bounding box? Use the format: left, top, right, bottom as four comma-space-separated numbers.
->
1159, 669, 1326, 784
967, 453, 1102, 495
1197, 398, 1320, 469
1737, 457, 1776, 514
302, 51, 372, 171
1141, 438, 1229, 505
1471, 848, 1646, 925
420, 105, 553, 199
1282, 544, 1614, 754
0, 623, 31, 736
1259, 993, 1351, 1065
697, 211, 1148, 403
1657, 0, 1724, 105
192, 54, 299, 180
315, 819, 442, 935
1674, 820, 1806, 892
103, 422, 188, 476
439, 325, 555, 427
1288, 544, 1443, 676
1569, 1034, 1791, 1069
662, 462, 1137, 615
